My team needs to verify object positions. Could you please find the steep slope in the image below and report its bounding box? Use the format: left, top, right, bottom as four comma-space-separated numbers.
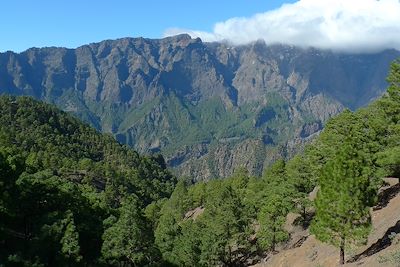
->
255, 179, 400, 267
0, 95, 176, 266
0, 95, 176, 204
1, 34, 399, 180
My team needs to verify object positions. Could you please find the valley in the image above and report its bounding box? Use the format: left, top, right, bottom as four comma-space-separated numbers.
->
1, 35, 399, 180
2, 0, 400, 266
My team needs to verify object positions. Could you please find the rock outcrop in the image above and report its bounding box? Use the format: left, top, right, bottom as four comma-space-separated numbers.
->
1, 35, 399, 180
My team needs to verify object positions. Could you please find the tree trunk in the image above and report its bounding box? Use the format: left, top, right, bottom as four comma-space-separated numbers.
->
272, 218, 276, 252
339, 236, 345, 265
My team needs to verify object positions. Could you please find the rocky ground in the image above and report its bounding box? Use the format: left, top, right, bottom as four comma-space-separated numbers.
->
1, 35, 399, 180
254, 178, 400, 267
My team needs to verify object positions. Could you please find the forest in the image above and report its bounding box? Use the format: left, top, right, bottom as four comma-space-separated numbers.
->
0, 60, 399, 266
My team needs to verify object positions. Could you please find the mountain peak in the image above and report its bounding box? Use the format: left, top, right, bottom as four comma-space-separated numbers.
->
1, 37, 399, 180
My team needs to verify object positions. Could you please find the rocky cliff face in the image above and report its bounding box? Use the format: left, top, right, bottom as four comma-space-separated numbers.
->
0, 34, 398, 180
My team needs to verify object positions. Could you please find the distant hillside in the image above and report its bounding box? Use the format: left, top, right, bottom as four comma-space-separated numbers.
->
0, 95, 175, 203
1, 60, 399, 266
150, 60, 400, 267
0, 96, 176, 265
1, 34, 399, 180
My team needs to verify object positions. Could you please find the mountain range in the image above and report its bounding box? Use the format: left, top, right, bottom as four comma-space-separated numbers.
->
1, 34, 399, 180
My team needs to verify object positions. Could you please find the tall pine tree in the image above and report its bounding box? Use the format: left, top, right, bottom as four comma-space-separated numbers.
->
101, 196, 158, 266
311, 133, 377, 265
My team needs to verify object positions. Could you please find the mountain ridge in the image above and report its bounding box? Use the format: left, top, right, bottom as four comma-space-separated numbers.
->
1, 34, 399, 180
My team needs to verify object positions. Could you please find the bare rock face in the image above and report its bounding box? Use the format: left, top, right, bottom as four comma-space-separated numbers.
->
300, 122, 322, 138
0, 35, 399, 180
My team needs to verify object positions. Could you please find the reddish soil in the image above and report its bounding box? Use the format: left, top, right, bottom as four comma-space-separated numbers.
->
252, 178, 400, 267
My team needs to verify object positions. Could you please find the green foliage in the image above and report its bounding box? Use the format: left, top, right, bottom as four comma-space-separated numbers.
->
2, 58, 400, 266
294, 195, 313, 228
112, 91, 310, 175
187, 181, 206, 207
383, 59, 400, 123
255, 160, 296, 251
154, 179, 198, 264
197, 182, 253, 266
155, 175, 257, 266
154, 59, 400, 265
377, 145, 400, 178
172, 220, 202, 266
0, 96, 176, 266
286, 155, 316, 193
373, 61, 400, 178
1, 170, 106, 266
145, 198, 168, 230
60, 211, 82, 264
304, 59, 400, 264
155, 167, 298, 266
101, 196, 159, 266
257, 193, 291, 251
311, 134, 376, 263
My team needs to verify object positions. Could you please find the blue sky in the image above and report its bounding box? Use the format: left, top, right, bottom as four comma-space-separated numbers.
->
3, 0, 400, 53
1, 0, 294, 52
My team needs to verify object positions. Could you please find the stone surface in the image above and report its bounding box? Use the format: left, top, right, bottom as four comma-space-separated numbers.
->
0, 35, 399, 180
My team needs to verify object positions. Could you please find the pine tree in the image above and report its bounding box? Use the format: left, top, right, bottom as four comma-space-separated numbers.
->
101, 196, 158, 266
386, 59, 400, 123
60, 211, 82, 265
173, 220, 202, 267
257, 192, 292, 252
377, 60, 400, 179
311, 135, 377, 265
154, 180, 190, 264
286, 155, 315, 193
198, 182, 252, 266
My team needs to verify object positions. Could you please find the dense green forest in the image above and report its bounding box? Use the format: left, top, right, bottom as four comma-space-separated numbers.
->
0, 60, 399, 266
0, 96, 176, 266
152, 59, 400, 266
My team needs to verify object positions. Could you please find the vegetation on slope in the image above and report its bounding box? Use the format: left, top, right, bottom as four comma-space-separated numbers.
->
311, 59, 400, 264
4, 36, 398, 180
0, 59, 399, 266
153, 60, 400, 266
0, 96, 176, 266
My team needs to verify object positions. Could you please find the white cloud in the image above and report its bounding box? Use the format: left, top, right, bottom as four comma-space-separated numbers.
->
164, 0, 400, 52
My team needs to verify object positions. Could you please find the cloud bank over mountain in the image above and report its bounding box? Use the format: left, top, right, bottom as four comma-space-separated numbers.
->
164, 0, 400, 53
